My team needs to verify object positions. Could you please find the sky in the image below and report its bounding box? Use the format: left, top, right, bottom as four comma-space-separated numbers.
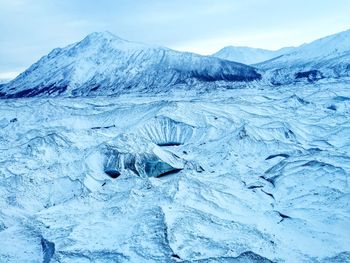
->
1, 0, 350, 79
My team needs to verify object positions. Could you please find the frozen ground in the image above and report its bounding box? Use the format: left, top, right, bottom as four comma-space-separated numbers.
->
0, 82, 350, 262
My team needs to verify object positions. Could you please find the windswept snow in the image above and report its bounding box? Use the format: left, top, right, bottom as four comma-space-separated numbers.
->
0, 83, 349, 262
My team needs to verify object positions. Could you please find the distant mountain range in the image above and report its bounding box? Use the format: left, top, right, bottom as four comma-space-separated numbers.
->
212, 46, 295, 65
1, 29, 350, 98
256, 29, 350, 84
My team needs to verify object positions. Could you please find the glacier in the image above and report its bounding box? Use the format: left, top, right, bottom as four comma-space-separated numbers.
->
0, 82, 350, 262
0, 30, 350, 263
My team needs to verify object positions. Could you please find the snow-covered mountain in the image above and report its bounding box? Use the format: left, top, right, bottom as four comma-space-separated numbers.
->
212, 46, 294, 65
257, 29, 350, 84
0, 32, 261, 98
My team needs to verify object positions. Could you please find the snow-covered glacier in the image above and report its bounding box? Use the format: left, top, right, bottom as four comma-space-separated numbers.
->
1, 29, 350, 263
0, 81, 350, 262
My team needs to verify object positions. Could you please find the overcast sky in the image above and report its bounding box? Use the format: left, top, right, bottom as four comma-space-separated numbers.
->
1, 0, 350, 79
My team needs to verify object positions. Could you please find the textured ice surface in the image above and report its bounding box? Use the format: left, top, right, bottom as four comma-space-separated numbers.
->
88, 133, 185, 179
0, 83, 350, 262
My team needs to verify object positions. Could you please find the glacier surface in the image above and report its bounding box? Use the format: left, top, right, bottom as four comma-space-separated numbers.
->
0, 82, 349, 262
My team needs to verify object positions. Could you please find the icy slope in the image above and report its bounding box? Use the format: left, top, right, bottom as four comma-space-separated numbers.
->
0, 32, 260, 98
212, 46, 294, 65
0, 83, 349, 262
256, 29, 350, 84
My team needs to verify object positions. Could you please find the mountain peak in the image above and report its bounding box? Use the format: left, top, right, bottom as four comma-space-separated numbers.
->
85, 31, 120, 40
81, 31, 126, 44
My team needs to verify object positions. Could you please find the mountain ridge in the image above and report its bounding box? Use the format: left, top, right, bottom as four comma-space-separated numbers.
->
212, 46, 295, 65
2, 28, 350, 98
256, 28, 350, 84
0, 31, 261, 98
